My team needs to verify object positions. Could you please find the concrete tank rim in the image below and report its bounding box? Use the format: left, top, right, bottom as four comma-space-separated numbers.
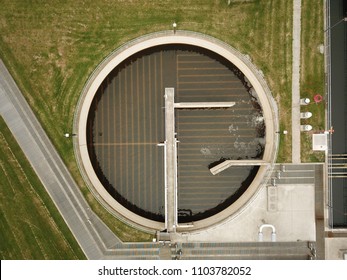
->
73, 30, 279, 232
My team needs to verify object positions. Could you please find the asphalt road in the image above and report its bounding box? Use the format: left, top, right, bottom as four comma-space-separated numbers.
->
0, 60, 121, 259
329, 0, 347, 227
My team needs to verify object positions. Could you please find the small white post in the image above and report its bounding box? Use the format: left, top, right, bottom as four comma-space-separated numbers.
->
173, 22, 177, 34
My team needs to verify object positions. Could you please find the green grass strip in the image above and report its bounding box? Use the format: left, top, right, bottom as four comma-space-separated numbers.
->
0, 116, 86, 259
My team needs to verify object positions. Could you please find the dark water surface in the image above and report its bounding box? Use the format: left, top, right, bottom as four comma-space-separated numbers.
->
86, 44, 265, 222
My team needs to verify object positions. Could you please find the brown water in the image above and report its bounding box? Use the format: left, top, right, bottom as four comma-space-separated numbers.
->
86, 44, 265, 223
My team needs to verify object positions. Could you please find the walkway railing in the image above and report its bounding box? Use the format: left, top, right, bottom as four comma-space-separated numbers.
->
325, 0, 334, 228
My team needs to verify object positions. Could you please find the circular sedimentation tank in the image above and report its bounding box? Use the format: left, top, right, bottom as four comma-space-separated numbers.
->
75, 31, 278, 231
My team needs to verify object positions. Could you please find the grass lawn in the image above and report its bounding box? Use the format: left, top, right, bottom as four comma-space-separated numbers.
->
300, 0, 325, 162
0, 0, 293, 163
0, 116, 86, 259
0, 0, 325, 250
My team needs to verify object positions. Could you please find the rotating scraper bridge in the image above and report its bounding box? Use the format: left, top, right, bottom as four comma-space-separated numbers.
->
162, 87, 267, 232
75, 31, 278, 232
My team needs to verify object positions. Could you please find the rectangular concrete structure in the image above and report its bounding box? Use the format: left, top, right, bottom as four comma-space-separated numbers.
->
164, 88, 237, 230
292, 0, 302, 163
171, 183, 316, 243
164, 88, 178, 232
210, 159, 269, 175
164, 81, 241, 228
174, 102, 235, 108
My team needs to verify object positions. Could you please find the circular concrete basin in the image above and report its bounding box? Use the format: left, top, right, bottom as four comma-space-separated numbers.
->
74, 31, 278, 231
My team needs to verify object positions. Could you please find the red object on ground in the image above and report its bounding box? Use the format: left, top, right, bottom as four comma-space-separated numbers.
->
314, 94, 323, 103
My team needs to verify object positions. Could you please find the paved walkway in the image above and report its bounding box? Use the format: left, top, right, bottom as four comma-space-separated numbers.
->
292, 0, 302, 163
0, 60, 121, 259
164, 88, 177, 232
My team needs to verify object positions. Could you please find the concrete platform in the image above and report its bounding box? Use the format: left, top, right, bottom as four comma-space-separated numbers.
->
171, 183, 315, 243
174, 102, 235, 108
164, 88, 236, 231
210, 160, 269, 175
325, 238, 347, 259
164, 88, 178, 232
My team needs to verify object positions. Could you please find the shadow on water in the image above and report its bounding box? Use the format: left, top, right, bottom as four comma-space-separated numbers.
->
86, 100, 165, 222
89, 154, 165, 222
178, 166, 260, 223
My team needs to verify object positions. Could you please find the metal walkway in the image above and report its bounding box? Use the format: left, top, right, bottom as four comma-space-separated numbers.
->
171, 242, 313, 260
163, 88, 237, 232
268, 164, 317, 185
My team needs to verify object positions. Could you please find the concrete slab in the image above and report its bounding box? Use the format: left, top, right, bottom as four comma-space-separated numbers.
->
164, 88, 178, 232
325, 238, 347, 259
171, 184, 315, 243
174, 102, 235, 108
210, 160, 269, 175
292, 0, 302, 163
